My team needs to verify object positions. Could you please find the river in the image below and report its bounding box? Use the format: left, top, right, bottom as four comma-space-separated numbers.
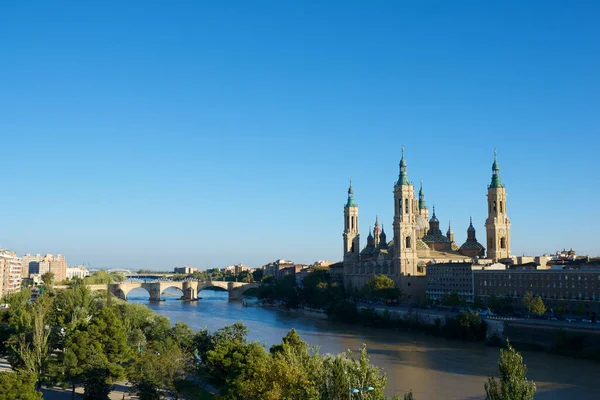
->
128, 288, 600, 400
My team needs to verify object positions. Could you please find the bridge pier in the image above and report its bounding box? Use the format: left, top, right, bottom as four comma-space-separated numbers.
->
182, 282, 197, 301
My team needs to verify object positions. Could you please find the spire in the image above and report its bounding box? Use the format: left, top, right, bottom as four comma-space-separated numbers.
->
467, 216, 477, 241
468, 216, 475, 232
429, 205, 438, 222
418, 179, 427, 209
489, 150, 505, 188
447, 220, 453, 235
346, 179, 357, 207
379, 224, 388, 248
397, 147, 410, 185
367, 227, 373, 239
375, 215, 379, 227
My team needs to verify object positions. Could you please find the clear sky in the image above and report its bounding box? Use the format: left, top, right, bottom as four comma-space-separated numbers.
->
1, 1, 599, 270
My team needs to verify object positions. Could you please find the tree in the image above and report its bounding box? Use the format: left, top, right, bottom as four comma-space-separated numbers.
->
473, 296, 484, 310
442, 291, 461, 307
109, 272, 126, 282
364, 275, 400, 300
41, 272, 55, 287
81, 367, 111, 400
129, 338, 191, 399
252, 269, 264, 282
531, 296, 546, 317
0, 372, 42, 400
62, 306, 132, 395
555, 299, 569, 317
10, 298, 53, 388
485, 340, 536, 400
522, 292, 534, 317
84, 271, 113, 285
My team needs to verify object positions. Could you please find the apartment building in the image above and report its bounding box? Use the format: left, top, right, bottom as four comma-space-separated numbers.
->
1, 250, 23, 298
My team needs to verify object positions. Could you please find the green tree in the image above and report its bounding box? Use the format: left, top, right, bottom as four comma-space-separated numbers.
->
441, 291, 461, 307
41, 272, 55, 287
485, 340, 536, 400
81, 367, 111, 400
84, 271, 113, 285
129, 338, 191, 399
252, 269, 264, 282
9, 298, 53, 388
170, 321, 195, 356
487, 294, 501, 311
531, 296, 546, 317
364, 275, 400, 300
473, 296, 484, 309
522, 292, 534, 317
273, 274, 300, 308
109, 272, 126, 282
0, 372, 42, 400
301, 268, 344, 309
62, 306, 133, 395
555, 299, 568, 317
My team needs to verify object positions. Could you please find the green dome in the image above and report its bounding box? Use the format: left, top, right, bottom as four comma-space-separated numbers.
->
489, 151, 505, 188
397, 148, 410, 186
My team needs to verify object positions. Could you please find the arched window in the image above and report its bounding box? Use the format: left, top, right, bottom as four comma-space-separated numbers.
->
405, 199, 409, 213
500, 201, 504, 213
493, 201, 497, 212
406, 236, 412, 248
500, 237, 506, 249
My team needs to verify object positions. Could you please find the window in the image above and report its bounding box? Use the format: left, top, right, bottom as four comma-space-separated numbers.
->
500, 237, 506, 249
406, 236, 412, 248
405, 199, 409, 213
500, 201, 504, 213
493, 200, 497, 212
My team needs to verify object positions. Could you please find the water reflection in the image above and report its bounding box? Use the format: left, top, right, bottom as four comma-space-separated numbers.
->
127, 289, 600, 400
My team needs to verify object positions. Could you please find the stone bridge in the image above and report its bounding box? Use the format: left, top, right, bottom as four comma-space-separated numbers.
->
55, 281, 259, 301
108, 281, 259, 301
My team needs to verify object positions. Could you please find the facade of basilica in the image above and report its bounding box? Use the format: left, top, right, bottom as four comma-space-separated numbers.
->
342, 150, 511, 297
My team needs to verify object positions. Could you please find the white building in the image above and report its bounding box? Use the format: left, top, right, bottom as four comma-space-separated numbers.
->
66, 266, 90, 280
1, 250, 23, 297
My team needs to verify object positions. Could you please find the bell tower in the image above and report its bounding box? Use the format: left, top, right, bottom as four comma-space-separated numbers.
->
393, 148, 419, 277
485, 151, 511, 261
343, 180, 360, 263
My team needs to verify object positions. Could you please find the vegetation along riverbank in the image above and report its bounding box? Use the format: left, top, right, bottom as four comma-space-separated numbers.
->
0, 280, 543, 399
255, 268, 600, 360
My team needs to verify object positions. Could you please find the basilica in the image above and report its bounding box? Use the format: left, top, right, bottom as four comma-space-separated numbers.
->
342, 150, 511, 294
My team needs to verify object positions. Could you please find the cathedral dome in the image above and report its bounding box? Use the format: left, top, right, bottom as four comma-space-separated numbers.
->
422, 233, 451, 244
416, 214, 428, 230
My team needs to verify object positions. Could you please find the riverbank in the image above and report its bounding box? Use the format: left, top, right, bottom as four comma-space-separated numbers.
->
136, 292, 600, 399
256, 299, 600, 361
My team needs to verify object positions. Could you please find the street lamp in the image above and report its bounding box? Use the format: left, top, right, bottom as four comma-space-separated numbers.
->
349, 384, 374, 399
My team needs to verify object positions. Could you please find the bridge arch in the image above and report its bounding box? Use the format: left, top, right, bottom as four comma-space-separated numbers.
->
160, 284, 185, 300
122, 286, 152, 301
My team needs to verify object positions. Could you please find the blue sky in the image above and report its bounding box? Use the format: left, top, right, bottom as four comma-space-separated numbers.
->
1, 1, 599, 270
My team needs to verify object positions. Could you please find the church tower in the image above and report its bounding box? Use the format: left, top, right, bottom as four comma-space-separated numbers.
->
343, 180, 360, 263
485, 151, 511, 261
373, 216, 381, 248
446, 221, 454, 243
393, 149, 419, 276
